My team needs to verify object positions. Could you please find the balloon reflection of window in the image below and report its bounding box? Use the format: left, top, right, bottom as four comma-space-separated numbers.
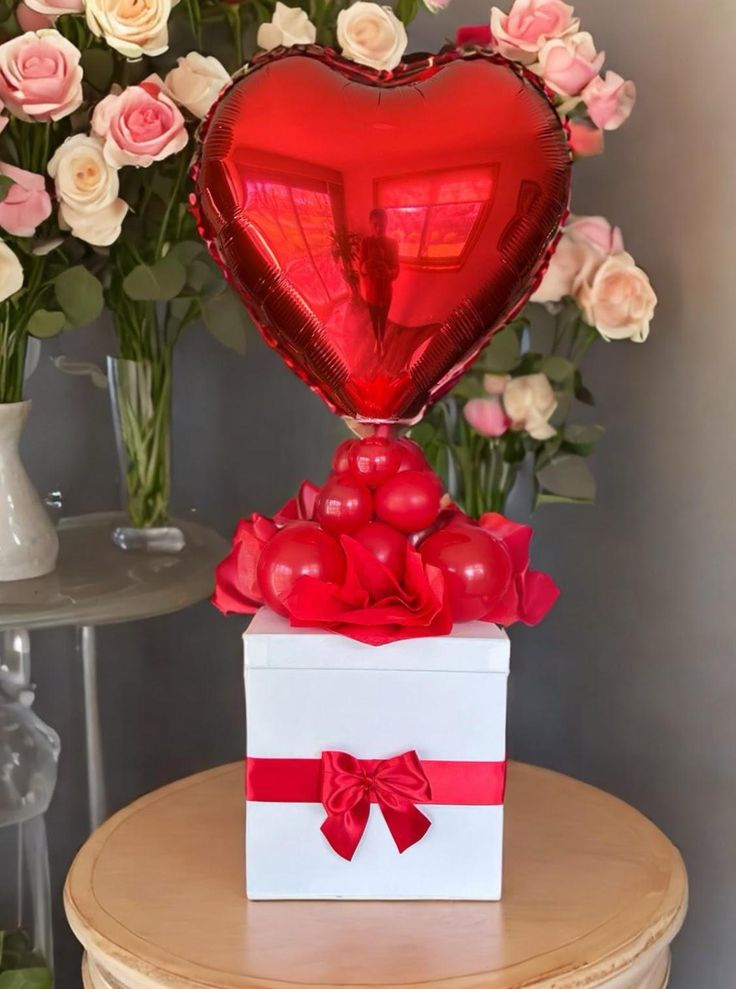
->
375, 164, 498, 268
243, 173, 347, 308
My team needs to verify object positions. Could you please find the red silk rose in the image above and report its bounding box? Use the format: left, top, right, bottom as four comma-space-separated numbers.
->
285, 536, 452, 647
212, 514, 276, 614
477, 514, 560, 626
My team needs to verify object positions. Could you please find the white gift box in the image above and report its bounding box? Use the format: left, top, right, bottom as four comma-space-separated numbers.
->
243, 608, 510, 900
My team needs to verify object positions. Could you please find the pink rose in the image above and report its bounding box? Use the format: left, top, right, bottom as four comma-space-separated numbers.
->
0, 30, 83, 122
537, 31, 604, 97
92, 80, 188, 168
568, 215, 623, 255
582, 71, 636, 130
568, 119, 604, 157
490, 0, 578, 63
531, 215, 623, 304
16, 4, 53, 31
456, 24, 494, 47
0, 162, 51, 236
24, 0, 83, 18
463, 397, 509, 437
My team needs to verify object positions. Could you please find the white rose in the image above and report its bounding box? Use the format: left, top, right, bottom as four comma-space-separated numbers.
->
577, 252, 656, 342
165, 52, 229, 119
85, 0, 178, 59
337, 2, 407, 71
48, 134, 128, 246
257, 2, 316, 51
0, 241, 23, 303
503, 373, 557, 440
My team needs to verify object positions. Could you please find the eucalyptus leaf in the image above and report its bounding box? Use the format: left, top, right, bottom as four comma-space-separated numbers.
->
562, 423, 604, 456
55, 266, 103, 326
123, 257, 187, 302
202, 288, 249, 355
451, 378, 487, 401
27, 310, 66, 339
0, 968, 52, 989
536, 454, 595, 504
542, 355, 575, 385
395, 0, 421, 24
169, 241, 205, 267
478, 326, 520, 373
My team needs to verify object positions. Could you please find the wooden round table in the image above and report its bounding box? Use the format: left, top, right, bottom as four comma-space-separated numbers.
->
64, 763, 687, 989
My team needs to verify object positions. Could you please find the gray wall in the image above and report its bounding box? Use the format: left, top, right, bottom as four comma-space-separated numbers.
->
20, 2, 732, 985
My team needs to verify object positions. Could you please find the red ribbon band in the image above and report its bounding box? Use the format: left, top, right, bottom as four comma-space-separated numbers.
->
246, 752, 506, 862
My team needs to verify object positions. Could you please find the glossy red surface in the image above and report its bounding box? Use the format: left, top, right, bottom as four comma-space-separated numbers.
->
315, 475, 374, 535
256, 523, 345, 615
419, 524, 513, 622
193, 47, 571, 424
374, 470, 442, 534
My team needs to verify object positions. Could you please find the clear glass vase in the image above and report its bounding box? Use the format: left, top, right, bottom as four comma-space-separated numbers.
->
107, 356, 184, 553
0, 630, 59, 984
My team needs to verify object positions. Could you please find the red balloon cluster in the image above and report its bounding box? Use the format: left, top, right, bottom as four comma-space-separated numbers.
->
213, 436, 559, 644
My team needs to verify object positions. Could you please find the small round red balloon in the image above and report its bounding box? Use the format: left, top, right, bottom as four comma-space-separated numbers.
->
349, 437, 402, 487
316, 474, 373, 535
332, 439, 356, 474
375, 470, 441, 534
257, 523, 345, 616
419, 525, 513, 622
352, 521, 407, 579
396, 438, 429, 473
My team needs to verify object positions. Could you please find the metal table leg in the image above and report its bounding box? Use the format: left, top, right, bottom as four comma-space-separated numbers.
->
78, 626, 106, 830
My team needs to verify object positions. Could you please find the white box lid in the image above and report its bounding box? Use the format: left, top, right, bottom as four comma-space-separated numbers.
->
244, 608, 509, 674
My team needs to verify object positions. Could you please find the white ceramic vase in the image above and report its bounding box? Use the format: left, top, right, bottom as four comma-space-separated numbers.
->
0, 401, 58, 581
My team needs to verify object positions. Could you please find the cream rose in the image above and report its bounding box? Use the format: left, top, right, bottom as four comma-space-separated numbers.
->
503, 373, 557, 440
0, 30, 83, 122
0, 241, 23, 303
577, 252, 656, 342
165, 52, 229, 119
490, 0, 578, 64
337, 2, 407, 72
257, 2, 316, 51
48, 134, 128, 246
85, 0, 178, 59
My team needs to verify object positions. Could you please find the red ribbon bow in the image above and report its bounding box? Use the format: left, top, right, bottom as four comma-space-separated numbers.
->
320, 750, 432, 861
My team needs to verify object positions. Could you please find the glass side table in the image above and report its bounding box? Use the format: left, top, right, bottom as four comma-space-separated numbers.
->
0, 512, 229, 831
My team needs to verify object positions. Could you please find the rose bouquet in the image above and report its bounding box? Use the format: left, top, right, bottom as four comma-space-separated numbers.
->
412, 1, 656, 516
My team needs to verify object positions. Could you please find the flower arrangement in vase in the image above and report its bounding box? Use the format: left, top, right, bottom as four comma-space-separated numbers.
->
412, 2, 655, 517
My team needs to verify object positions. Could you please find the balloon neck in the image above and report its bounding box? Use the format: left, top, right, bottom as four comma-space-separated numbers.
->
342, 419, 408, 440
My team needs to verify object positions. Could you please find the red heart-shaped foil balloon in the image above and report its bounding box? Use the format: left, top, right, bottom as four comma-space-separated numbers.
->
193, 47, 570, 425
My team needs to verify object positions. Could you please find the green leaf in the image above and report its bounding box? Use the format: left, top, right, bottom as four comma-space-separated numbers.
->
451, 378, 486, 400
0, 968, 52, 989
478, 326, 521, 373
541, 355, 575, 386
574, 369, 595, 405
168, 240, 205, 266
562, 423, 604, 456
26, 310, 66, 339
0, 175, 13, 204
395, 0, 421, 24
185, 259, 223, 298
202, 288, 249, 355
123, 256, 187, 302
80, 47, 113, 91
536, 454, 595, 505
55, 266, 103, 326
